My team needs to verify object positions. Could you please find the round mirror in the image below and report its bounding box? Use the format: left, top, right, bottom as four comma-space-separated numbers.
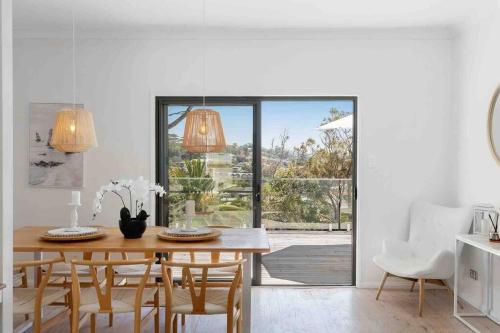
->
488, 85, 500, 163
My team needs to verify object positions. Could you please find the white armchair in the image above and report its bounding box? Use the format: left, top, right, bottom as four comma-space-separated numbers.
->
373, 201, 472, 316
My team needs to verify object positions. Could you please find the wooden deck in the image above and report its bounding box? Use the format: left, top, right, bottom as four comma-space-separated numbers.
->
262, 231, 352, 285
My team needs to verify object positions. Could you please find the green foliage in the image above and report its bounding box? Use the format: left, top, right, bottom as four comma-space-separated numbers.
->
261, 107, 353, 228
170, 159, 215, 196
219, 204, 245, 211
170, 159, 215, 213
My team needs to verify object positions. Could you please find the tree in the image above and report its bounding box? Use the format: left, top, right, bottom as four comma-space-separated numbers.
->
308, 108, 353, 229
170, 159, 215, 213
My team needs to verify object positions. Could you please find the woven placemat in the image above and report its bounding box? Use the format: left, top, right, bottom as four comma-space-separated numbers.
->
157, 228, 221, 242
40, 230, 106, 242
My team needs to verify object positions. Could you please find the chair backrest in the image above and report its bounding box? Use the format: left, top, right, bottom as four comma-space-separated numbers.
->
161, 258, 244, 314
205, 226, 241, 262
408, 201, 472, 257
70, 258, 154, 312
14, 257, 65, 311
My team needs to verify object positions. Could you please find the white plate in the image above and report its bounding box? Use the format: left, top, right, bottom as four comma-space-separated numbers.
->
47, 227, 98, 236
163, 227, 212, 236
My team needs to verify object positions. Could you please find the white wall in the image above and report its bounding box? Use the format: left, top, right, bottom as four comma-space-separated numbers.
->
0, 0, 13, 331
13, 29, 455, 287
454, 5, 500, 317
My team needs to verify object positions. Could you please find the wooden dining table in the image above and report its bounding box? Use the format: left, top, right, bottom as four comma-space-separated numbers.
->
14, 226, 270, 333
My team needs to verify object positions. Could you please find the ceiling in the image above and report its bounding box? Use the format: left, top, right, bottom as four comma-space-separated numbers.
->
13, 0, 496, 33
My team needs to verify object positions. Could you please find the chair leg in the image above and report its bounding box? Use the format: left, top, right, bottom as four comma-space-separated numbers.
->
410, 281, 416, 292
418, 278, 425, 317
236, 304, 242, 333
33, 308, 42, 333
90, 313, 96, 333
181, 274, 186, 326
165, 310, 172, 333
109, 313, 113, 327
154, 290, 160, 333
173, 314, 178, 333
376, 272, 389, 300
227, 313, 234, 333
71, 309, 79, 333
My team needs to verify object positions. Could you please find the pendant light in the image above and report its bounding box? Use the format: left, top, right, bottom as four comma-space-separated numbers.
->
51, 0, 97, 153
182, 0, 225, 153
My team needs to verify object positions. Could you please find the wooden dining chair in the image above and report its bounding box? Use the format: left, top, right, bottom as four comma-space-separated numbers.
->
110, 251, 163, 287
177, 225, 242, 326
160, 258, 244, 333
13, 257, 71, 333
70, 257, 160, 333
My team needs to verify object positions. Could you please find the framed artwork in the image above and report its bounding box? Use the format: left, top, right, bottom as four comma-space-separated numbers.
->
29, 103, 84, 188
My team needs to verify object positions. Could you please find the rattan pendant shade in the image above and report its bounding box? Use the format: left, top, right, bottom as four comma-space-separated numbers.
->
182, 108, 226, 153
50, 107, 98, 153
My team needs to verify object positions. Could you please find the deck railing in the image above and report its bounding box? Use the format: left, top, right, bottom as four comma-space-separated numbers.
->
166, 177, 352, 231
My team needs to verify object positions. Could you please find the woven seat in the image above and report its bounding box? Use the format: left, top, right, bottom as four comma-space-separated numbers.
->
13, 271, 26, 287
14, 288, 69, 314
161, 258, 244, 333
168, 287, 241, 315
190, 265, 238, 278
79, 287, 158, 314
70, 258, 159, 333
114, 263, 162, 278
50, 262, 105, 277
13, 257, 70, 332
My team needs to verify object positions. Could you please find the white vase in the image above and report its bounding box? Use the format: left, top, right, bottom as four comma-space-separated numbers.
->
185, 199, 196, 216
185, 200, 196, 231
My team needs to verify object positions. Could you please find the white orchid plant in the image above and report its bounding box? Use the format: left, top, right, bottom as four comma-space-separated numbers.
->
92, 177, 166, 221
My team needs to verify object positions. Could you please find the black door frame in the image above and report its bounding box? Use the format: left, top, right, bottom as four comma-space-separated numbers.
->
155, 96, 357, 286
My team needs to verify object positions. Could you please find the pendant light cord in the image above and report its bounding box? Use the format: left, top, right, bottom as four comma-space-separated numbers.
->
72, 0, 76, 109
202, 0, 206, 108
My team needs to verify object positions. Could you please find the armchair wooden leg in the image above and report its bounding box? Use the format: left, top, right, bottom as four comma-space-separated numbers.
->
109, 313, 113, 327
410, 281, 415, 292
90, 313, 96, 333
418, 278, 425, 316
376, 272, 389, 300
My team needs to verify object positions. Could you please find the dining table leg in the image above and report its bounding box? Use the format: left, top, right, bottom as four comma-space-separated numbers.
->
34, 251, 42, 286
242, 252, 252, 333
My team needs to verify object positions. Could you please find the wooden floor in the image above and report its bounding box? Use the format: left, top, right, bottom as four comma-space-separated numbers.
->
17, 287, 499, 333
262, 231, 352, 285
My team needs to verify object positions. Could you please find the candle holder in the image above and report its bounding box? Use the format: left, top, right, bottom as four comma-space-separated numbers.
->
183, 199, 197, 232
67, 202, 82, 232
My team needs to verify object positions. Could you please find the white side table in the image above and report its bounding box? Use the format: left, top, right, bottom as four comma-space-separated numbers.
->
454, 234, 500, 332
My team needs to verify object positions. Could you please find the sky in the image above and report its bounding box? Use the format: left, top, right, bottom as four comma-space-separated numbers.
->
168, 100, 353, 149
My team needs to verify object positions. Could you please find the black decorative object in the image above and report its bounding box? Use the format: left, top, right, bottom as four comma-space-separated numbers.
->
119, 217, 147, 239
120, 207, 131, 221
92, 178, 165, 239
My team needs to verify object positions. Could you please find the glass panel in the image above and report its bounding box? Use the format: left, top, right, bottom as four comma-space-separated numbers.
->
167, 105, 253, 229
261, 100, 354, 285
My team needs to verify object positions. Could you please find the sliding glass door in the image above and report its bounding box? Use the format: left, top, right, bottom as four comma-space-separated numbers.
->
156, 97, 356, 286
156, 99, 257, 230
260, 100, 355, 285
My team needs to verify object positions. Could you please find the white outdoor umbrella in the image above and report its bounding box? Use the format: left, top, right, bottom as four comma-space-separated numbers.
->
317, 114, 353, 130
